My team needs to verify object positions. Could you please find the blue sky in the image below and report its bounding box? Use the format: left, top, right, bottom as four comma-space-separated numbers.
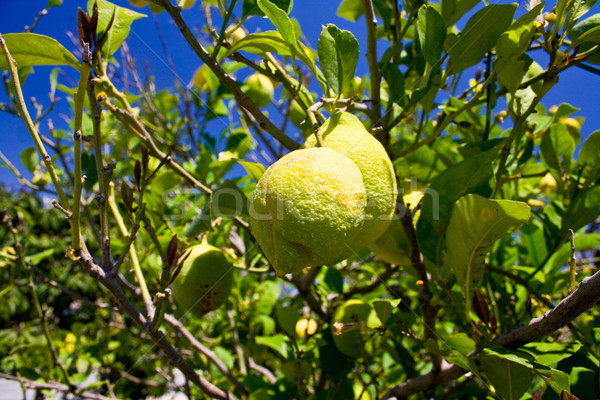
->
0, 0, 599, 189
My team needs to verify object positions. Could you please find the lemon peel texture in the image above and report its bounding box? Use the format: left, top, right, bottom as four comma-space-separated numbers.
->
250, 147, 367, 276
304, 112, 397, 249
171, 243, 233, 316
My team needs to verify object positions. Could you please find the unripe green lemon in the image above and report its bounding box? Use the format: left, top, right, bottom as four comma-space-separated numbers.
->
331, 299, 378, 358
171, 243, 233, 316
227, 25, 247, 45
250, 147, 367, 276
304, 112, 397, 249
242, 73, 274, 108
288, 100, 307, 127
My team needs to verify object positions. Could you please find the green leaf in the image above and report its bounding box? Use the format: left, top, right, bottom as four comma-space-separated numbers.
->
579, 130, 600, 165
337, 0, 364, 22
317, 24, 360, 96
214, 151, 265, 182
88, 0, 146, 59
496, 54, 533, 94
24, 249, 56, 265
275, 304, 300, 336
569, 13, 600, 43
535, 365, 571, 395
522, 342, 583, 368
440, 0, 479, 26
20, 147, 39, 174
0, 33, 80, 71
445, 333, 475, 356
210, 179, 250, 219
496, 3, 544, 59
242, 0, 292, 18
446, 4, 517, 75
561, 185, 600, 235
570, 24, 600, 48
445, 194, 530, 308
253, 280, 281, 315
227, 31, 291, 57
565, 0, 599, 38
239, 161, 265, 182
541, 123, 575, 173
417, 5, 446, 65
256, 0, 297, 48
255, 334, 288, 358
416, 147, 499, 264
373, 299, 400, 326
478, 348, 533, 400
184, 200, 212, 237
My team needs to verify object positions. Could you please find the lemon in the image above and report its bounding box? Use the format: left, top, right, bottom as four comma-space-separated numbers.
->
288, 100, 307, 127
331, 299, 378, 358
296, 317, 318, 337
304, 112, 397, 248
242, 73, 274, 108
250, 147, 367, 276
181, 0, 195, 8
171, 243, 233, 316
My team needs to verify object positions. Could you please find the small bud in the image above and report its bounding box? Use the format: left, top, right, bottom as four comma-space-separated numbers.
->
141, 145, 149, 171
472, 289, 490, 325
120, 182, 134, 211
134, 160, 142, 189
167, 235, 178, 269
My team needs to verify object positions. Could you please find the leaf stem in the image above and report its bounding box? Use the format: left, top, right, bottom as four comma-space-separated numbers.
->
72, 44, 92, 252
107, 183, 151, 306
149, 0, 300, 150
0, 34, 70, 210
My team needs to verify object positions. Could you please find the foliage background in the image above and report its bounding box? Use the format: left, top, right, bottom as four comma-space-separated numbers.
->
1, 0, 600, 399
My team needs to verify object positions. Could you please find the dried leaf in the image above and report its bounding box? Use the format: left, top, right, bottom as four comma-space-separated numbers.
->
472, 289, 490, 325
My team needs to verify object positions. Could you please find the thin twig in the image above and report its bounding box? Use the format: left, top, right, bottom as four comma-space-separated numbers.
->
148, 0, 300, 151
163, 313, 249, 395
400, 208, 440, 373
0, 373, 113, 400
362, 0, 381, 124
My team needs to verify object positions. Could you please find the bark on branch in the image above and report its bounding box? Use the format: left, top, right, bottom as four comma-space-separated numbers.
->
382, 268, 600, 399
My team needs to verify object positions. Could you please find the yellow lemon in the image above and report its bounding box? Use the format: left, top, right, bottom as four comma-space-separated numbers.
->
304, 112, 397, 250
242, 73, 274, 108
250, 147, 367, 276
296, 317, 318, 337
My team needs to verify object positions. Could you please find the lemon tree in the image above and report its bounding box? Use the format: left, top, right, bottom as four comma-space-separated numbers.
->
2, 0, 600, 399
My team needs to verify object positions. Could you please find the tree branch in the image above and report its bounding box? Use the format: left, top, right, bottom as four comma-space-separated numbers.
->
150, 0, 300, 151
362, 0, 381, 124
0, 373, 114, 400
382, 267, 600, 398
